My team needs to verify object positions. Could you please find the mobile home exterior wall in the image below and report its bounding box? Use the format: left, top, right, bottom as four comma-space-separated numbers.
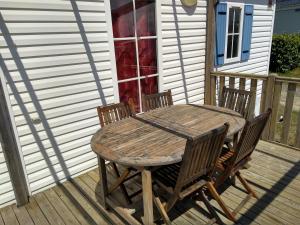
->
0, 0, 207, 206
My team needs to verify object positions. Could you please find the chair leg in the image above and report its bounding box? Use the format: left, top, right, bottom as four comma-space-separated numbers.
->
110, 163, 132, 204
165, 195, 178, 213
206, 182, 236, 222
236, 171, 258, 199
198, 190, 222, 225
153, 194, 172, 225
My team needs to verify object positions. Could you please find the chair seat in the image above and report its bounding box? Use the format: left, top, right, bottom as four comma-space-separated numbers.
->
153, 163, 208, 199
153, 163, 181, 189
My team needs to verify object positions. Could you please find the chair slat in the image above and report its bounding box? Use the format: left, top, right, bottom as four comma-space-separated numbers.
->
142, 90, 173, 112
219, 87, 254, 119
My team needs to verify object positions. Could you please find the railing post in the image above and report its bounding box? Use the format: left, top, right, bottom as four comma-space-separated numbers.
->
0, 69, 29, 206
204, 0, 216, 105
262, 74, 276, 140
268, 80, 282, 140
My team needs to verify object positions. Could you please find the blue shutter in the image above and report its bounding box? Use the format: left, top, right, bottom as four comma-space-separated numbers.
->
241, 5, 254, 61
215, 3, 227, 66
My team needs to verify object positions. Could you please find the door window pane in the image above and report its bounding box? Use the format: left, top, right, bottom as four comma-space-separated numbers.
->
119, 80, 139, 112
136, 0, 156, 36
138, 39, 157, 76
110, 0, 135, 38
141, 76, 158, 95
114, 40, 137, 80
111, 0, 158, 112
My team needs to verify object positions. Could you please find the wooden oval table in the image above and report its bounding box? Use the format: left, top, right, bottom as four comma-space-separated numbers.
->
91, 104, 246, 225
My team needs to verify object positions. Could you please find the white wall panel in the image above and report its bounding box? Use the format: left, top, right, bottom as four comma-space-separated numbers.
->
0, 145, 15, 207
0, 0, 116, 196
160, 0, 207, 104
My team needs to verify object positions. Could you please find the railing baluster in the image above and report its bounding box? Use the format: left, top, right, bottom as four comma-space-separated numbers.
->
269, 81, 282, 140
260, 80, 267, 114
249, 79, 257, 118
239, 78, 246, 90
281, 83, 296, 144
211, 76, 217, 106
219, 76, 225, 106
229, 77, 235, 88
296, 108, 300, 148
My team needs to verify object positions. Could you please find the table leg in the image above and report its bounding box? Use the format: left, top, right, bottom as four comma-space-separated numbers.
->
98, 156, 108, 209
142, 169, 154, 225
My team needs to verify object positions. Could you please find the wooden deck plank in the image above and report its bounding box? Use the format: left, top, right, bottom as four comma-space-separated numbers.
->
25, 198, 50, 225
70, 176, 126, 225
0, 140, 299, 225
34, 192, 65, 225
44, 189, 80, 225
12, 205, 34, 225
0, 206, 19, 225
222, 188, 285, 225
53, 182, 110, 225
224, 184, 298, 225
0, 214, 3, 225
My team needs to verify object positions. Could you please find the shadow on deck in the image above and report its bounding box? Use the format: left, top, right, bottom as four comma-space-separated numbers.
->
0, 140, 299, 225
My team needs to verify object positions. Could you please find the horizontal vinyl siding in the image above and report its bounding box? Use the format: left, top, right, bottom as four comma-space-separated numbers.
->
160, 0, 207, 104
0, 0, 115, 194
215, 1, 275, 114
0, 145, 15, 207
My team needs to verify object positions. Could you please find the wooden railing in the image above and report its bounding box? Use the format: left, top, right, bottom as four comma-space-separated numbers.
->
209, 72, 300, 149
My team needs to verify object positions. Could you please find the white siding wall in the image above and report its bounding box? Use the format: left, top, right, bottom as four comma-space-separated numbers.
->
160, 0, 207, 104
0, 145, 15, 207
216, 0, 275, 113
0, 0, 116, 195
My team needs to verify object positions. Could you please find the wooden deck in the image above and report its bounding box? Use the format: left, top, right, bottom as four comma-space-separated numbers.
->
0, 140, 299, 225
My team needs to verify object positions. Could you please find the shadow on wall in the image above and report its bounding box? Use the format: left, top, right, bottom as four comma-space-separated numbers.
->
172, 0, 190, 104
0, 0, 108, 192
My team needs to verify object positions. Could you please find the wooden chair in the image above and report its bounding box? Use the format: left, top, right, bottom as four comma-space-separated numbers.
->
211, 108, 272, 221
152, 123, 229, 224
142, 89, 173, 112
97, 102, 138, 204
219, 86, 254, 119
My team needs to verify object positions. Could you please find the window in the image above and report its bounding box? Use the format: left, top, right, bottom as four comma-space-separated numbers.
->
224, 4, 244, 63
110, 0, 158, 112
215, 3, 253, 66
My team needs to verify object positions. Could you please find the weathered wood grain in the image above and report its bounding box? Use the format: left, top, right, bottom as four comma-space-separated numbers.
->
281, 83, 296, 144
269, 81, 282, 140
12, 205, 34, 225
142, 90, 173, 112
0, 140, 299, 225
91, 105, 245, 167
219, 87, 253, 119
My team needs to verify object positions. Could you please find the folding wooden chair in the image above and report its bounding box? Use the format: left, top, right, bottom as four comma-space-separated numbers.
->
219, 86, 254, 120
97, 102, 139, 204
142, 89, 173, 112
152, 123, 229, 224
211, 108, 272, 221
219, 86, 255, 149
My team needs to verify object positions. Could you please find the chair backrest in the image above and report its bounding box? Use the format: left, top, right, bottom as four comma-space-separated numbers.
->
174, 123, 229, 193
219, 87, 253, 119
97, 102, 134, 127
233, 108, 272, 167
142, 90, 173, 112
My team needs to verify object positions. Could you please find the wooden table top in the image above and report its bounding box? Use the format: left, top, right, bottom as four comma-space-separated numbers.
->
91, 104, 245, 167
